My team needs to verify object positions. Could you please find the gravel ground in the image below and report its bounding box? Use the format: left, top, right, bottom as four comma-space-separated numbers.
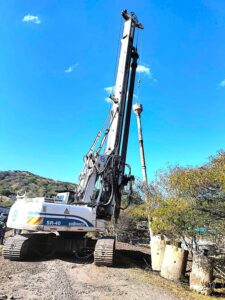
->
0, 243, 217, 300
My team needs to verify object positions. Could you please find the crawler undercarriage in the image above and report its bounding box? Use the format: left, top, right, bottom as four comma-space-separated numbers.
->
3, 233, 115, 266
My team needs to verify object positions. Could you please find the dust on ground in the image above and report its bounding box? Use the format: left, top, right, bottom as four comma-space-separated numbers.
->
0, 243, 222, 300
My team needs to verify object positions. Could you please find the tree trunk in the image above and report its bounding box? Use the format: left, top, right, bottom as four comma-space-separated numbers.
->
190, 251, 213, 295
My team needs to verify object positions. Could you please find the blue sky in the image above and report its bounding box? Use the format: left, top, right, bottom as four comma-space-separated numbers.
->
0, 0, 225, 183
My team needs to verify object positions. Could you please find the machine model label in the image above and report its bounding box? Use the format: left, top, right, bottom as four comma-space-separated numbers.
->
27, 212, 93, 227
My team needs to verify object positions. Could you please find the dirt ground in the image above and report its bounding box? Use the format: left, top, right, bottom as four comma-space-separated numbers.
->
0, 242, 223, 300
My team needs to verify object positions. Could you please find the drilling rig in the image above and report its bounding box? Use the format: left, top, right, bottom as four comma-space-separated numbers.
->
3, 10, 143, 266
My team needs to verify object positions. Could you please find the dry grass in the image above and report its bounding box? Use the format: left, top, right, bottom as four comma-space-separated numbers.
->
116, 242, 225, 299
130, 268, 225, 300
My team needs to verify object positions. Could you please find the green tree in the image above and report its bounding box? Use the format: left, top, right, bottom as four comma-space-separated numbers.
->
143, 150, 225, 251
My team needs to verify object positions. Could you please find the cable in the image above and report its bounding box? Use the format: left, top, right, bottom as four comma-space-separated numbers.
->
96, 108, 118, 155
86, 109, 111, 157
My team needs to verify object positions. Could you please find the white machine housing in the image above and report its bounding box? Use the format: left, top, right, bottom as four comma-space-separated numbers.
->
7, 194, 105, 232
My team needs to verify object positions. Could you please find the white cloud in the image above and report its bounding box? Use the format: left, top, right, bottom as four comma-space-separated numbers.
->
64, 63, 79, 73
219, 79, 225, 87
105, 97, 112, 103
104, 86, 115, 103
136, 65, 150, 76
22, 14, 41, 24
104, 86, 115, 94
136, 64, 157, 82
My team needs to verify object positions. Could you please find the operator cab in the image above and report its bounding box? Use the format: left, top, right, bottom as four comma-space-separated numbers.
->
54, 190, 75, 204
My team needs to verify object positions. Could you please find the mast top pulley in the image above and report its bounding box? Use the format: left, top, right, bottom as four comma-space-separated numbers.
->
122, 9, 144, 29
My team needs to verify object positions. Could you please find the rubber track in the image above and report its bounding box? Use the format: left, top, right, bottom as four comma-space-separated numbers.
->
3, 235, 28, 261
94, 238, 115, 267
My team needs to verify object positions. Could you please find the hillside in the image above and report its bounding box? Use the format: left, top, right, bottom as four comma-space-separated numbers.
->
0, 171, 76, 207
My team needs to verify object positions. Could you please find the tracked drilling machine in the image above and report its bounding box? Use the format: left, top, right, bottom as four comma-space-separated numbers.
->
4, 10, 143, 266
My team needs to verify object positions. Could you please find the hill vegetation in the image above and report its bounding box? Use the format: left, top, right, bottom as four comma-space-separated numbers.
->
0, 171, 76, 207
